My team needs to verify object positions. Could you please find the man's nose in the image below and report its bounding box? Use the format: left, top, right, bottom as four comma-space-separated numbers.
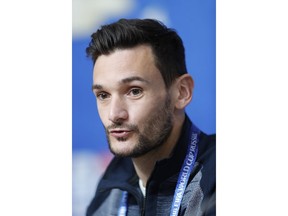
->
108, 96, 128, 123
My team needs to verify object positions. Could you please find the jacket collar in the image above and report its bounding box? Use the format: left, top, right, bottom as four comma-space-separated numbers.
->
147, 115, 192, 185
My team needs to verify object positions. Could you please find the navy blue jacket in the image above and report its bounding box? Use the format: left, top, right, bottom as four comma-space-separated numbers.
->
86, 116, 216, 216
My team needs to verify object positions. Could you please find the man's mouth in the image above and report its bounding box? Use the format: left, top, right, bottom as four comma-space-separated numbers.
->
109, 129, 132, 138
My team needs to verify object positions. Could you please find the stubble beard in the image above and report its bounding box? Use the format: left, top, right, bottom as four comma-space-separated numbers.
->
105, 95, 173, 158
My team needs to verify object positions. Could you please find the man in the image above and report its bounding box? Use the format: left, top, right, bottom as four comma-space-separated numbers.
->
85, 18, 216, 216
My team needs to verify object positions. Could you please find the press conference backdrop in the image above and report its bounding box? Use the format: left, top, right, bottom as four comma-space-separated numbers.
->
72, 0, 215, 215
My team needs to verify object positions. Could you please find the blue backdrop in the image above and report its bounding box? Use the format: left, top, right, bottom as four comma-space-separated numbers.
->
72, 1, 215, 215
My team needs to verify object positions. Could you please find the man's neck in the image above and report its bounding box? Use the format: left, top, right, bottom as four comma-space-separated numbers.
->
131, 114, 185, 187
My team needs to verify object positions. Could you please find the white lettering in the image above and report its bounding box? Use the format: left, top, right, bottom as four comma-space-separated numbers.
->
169, 132, 199, 216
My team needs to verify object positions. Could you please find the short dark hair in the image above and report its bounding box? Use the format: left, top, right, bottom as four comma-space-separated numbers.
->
86, 18, 188, 88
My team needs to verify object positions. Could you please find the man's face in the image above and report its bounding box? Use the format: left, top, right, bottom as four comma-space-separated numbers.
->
92, 45, 174, 158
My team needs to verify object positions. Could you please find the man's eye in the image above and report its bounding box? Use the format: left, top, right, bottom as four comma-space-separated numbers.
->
128, 88, 143, 97
96, 92, 110, 100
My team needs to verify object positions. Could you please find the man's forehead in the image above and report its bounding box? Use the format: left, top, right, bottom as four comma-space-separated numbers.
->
93, 57, 161, 80
92, 45, 165, 88
94, 45, 155, 67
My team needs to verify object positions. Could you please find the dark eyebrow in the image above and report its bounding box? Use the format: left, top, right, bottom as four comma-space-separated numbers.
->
92, 84, 103, 91
92, 76, 149, 91
121, 76, 150, 84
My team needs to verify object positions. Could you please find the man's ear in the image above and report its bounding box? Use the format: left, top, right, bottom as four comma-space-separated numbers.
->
174, 74, 194, 109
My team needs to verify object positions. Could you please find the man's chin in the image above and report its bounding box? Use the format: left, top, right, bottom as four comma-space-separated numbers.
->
110, 149, 135, 158
109, 141, 135, 157
109, 145, 152, 158
109, 146, 145, 158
